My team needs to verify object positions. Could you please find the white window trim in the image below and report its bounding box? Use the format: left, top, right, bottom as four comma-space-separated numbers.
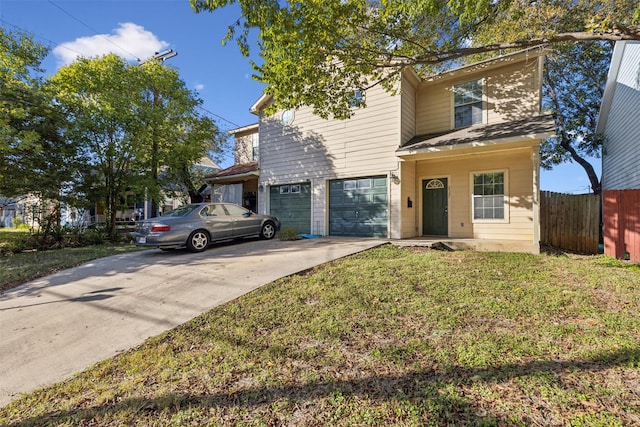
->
470, 169, 510, 224
451, 78, 486, 129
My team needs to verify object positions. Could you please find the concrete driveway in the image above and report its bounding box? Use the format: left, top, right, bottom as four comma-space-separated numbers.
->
0, 237, 385, 407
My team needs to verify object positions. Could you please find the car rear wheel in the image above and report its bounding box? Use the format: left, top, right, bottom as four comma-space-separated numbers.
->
260, 221, 276, 240
187, 230, 210, 252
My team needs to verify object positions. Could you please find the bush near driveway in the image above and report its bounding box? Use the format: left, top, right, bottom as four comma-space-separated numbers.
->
1, 245, 639, 425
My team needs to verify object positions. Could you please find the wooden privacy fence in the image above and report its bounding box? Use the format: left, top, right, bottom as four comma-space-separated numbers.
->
540, 191, 600, 254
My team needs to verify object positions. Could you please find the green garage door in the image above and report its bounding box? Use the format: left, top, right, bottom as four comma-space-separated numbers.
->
270, 183, 311, 234
329, 176, 388, 237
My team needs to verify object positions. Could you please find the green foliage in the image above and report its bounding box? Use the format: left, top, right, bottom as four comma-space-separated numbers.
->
278, 228, 299, 240
537, 41, 612, 193
0, 27, 80, 203
48, 54, 224, 236
12, 217, 23, 228
190, 0, 640, 119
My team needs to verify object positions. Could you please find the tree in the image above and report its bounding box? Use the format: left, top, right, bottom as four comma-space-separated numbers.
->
50, 54, 222, 236
540, 41, 612, 194
134, 59, 222, 215
190, 0, 640, 119
158, 115, 225, 204
0, 28, 76, 200
191, 0, 633, 193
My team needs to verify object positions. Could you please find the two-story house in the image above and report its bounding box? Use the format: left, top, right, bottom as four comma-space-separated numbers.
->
597, 40, 640, 262
206, 124, 260, 213
219, 48, 555, 253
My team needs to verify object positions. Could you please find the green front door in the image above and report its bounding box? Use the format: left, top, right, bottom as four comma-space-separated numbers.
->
422, 178, 448, 236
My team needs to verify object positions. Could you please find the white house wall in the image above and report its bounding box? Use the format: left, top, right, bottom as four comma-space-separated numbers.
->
601, 41, 640, 190
257, 83, 403, 236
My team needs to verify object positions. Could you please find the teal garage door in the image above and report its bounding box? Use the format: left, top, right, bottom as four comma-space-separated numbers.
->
329, 176, 388, 237
269, 183, 311, 234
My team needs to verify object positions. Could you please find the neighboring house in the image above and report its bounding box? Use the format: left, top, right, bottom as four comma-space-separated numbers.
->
206, 123, 260, 212
597, 40, 640, 262
1, 195, 40, 228
58, 156, 221, 227
222, 48, 556, 253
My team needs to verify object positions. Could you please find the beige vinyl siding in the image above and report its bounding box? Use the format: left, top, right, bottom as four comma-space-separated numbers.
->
602, 42, 640, 190
258, 83, 402, 235
415, 146, 536, 241
400, 161, 417, 238
401, 75, 417, 145
486, 60, 540, 123
415, 80, 451, 135
415, 57, 542, 135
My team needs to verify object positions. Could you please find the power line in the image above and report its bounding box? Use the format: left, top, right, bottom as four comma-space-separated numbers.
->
47, 0, 140, 61
2, 6, 244, 135
0, 17, 87, 58
197, 106, 242, 129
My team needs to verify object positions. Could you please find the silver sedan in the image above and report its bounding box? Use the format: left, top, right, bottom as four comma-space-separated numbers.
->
132, 203, 281, 252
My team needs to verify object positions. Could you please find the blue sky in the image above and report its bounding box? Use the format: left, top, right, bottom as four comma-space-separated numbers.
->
1, 0, 600, 193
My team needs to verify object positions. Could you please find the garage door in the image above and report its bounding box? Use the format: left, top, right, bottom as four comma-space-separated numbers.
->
329, 176, 388, 237
269, 183, 311, 234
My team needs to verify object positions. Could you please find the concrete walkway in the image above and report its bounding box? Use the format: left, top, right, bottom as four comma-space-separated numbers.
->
0, 237, 385, 407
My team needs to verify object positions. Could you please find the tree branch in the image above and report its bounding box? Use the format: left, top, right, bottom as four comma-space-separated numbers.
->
394, 28, 640, 67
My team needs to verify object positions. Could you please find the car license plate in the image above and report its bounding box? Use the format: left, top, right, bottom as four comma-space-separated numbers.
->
137, 237, 146, 244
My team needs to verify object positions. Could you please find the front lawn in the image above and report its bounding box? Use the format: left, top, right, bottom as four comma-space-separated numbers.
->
0, 229, 142, 294
1, 245, 639, 425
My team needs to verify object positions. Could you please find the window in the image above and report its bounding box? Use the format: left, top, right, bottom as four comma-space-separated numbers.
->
201, 204, 226, 217
473, 172, 505, 220
279, 185, 290, 194
343, 180, 357, 190
357, 179, 372, 189
454, 79, 483, 128
350, 90, 365, 108
290, 184, 301, 194
224, 204, 250, 217
251, 133, 259, 161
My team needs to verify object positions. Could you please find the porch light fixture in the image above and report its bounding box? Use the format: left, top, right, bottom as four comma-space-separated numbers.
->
390, 172, 400, 185
258, 184, 265, 192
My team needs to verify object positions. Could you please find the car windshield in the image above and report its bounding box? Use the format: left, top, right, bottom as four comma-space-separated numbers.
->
162, 204, 199, 218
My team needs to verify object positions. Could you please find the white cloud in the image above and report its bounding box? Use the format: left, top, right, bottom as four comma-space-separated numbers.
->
194, 82, 205, 91
53, 22, 170, 67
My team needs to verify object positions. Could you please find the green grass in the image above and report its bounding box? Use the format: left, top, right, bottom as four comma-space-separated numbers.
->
1, 245, 640, 426
0, 230, 143, 294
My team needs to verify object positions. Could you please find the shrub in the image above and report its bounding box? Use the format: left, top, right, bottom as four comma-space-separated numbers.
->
12, 217, 23, 229
279, 228, 300, 241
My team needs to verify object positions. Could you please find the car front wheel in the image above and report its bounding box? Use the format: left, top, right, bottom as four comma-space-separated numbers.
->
260, 222, 276, 240
187, 230, 210, 252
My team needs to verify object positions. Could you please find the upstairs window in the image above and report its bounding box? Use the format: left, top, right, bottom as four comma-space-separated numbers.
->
472, 171, 506, 221
454, 79, 483, 128
251, 132, 259, 162
350, 89, 365, 108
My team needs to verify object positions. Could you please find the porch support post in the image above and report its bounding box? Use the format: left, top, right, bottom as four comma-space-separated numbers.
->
532, 147, 541, 248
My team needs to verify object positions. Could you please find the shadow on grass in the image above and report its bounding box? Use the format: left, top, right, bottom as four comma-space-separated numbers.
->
10, 347, 639, 426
